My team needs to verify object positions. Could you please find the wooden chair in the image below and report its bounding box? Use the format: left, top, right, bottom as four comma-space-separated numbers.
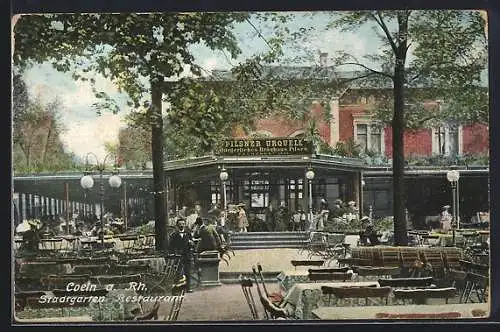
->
377, 277, 434, 288
252, 266, 289, 320
72, 264, 110, 276
239, 275, 259, 319
290, 260, 324, 270
380, 249, 401, 268
257, 263, 283, 304
400, 249, 420, 268
321, 286, 392, 306
448, 269, 468, 302
443, 248, 463, 270
308, 271, 353, 282
420, 250, 445, 278
393, 287, 456, 304
144, 255, 182, 295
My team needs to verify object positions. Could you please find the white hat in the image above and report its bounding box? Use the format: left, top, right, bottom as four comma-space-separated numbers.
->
16, 221, 31, 233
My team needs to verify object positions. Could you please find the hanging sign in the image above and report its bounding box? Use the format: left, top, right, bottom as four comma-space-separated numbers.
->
215, 137, 313, 156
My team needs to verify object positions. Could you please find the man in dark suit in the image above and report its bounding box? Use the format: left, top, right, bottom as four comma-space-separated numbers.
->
168, 218, 194, 292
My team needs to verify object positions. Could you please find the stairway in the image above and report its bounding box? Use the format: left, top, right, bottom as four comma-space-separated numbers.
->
229, 231, 309, 250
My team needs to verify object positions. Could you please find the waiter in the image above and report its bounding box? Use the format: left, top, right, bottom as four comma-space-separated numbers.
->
168, 218, 194, 292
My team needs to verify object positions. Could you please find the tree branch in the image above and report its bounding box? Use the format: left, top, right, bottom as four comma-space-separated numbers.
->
337, 62, 394, 79
370, 11, 398, 53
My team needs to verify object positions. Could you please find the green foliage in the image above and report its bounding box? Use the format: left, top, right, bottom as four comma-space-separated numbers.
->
405, 153, 489, 167
12, 75, 80, 175
373, 217, 394, 233
332, 138, 362, 158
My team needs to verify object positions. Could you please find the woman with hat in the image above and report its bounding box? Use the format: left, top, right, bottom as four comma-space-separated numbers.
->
440, 205, 452, 231
237, 203, 249, 232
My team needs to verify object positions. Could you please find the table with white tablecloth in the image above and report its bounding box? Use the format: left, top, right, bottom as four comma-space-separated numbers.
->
311, 303, 490, 320
281, 281, 380, 320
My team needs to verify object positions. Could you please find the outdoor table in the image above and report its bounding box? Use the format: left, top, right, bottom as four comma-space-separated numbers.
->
281, 281, 379, 320
276, 270, 309, 292
18, 261, 73, 276
311, 303, 489, 320
127, 256, 166, 273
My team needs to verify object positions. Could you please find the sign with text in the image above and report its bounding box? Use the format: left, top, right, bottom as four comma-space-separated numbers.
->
215, 138, 313, 156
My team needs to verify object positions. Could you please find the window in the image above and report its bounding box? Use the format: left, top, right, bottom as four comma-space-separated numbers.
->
355, 122, 384, 154
432, 125, 461, 156
243, 174, 270, 208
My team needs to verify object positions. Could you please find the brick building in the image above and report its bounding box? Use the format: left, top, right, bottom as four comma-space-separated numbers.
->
232, 89, 489, 160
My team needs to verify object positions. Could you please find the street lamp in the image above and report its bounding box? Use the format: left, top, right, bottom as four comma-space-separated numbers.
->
305, 167, 315, 230
80, 152, 122, 247
219, 167, 229, 225
446, 170, 460, 245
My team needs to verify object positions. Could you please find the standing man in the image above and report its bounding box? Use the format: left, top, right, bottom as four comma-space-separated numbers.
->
168, 219, 194, 292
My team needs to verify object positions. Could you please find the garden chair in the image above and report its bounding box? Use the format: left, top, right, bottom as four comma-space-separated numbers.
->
257, 263, 283, 304
252, 266, 289, 320
462, 272, 488, 303
239, 275, 259, 319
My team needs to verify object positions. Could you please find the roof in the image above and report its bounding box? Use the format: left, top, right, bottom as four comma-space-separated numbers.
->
206, 65, 488, 89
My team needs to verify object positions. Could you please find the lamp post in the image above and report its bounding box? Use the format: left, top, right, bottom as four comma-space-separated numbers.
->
219, 167, 229, 225
361, 179, 366, 219
305, 168, 315, 230
80, 153, 122, 247
446, 170, 460, 246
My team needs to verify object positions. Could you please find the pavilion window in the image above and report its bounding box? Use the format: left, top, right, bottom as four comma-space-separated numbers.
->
369, 124, 382, 154
356, 124, 368, 152
356, 123, 383, 154
244, 176, 270, 208
433, 125, 460, 156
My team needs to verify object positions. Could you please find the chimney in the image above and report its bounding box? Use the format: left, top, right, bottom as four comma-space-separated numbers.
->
319, 52, 328, 67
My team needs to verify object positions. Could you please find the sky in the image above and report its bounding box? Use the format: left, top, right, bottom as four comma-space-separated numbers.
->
15, 11, 482, 162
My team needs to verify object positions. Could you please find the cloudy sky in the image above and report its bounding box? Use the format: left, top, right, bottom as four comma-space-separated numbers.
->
16, 11, 407, 161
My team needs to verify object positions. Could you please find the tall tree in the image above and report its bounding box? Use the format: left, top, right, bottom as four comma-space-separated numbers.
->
329, 10, 487, 245
13, 12, 255, 252
12, 76, 77, 174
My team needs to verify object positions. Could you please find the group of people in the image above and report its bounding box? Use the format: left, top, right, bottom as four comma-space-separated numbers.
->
167, 210, 229, 292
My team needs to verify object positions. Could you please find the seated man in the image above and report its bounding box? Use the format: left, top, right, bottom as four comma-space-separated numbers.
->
194, 218, 222, 254
359, 217, 380, 246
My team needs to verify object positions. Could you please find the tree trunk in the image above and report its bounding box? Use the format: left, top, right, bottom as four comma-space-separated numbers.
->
392, 60, 408, 246
151, 79, 167, 253
42, 123, 52, 164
